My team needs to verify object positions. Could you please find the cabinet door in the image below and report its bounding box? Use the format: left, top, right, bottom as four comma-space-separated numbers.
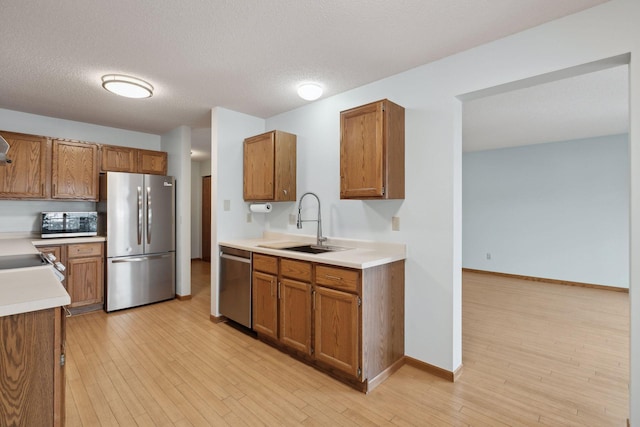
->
137, 149, 167, 175
67, 256, 104, 307
314, 286, 360, 378
0, 131, 49, 198
0, 308, 55, 426
340, 101, 384, 198
51, 140, 99, 200
101, 145, 136, 173
279, 278, 312, 354
252, 270, 278, 339
54, 307, 65, 427
244, 132, 275, 201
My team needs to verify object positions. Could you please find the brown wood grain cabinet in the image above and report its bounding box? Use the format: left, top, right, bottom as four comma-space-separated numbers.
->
100, 145, 137, 173
250, 252, 405, 393
340, 99, 405, 199
279, 258, 312, 355
51, 139, 99, 200
137, 149, 168, 175
0, 130, 50, 199
243, 130, 296, 201
252, 254, 279, 339
65, 242, 104, 309
0, 307, 65, 426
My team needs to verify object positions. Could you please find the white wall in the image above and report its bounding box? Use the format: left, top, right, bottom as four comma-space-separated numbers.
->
463, 134, 629, 287
210, 107, 265, 316
212, 1, 640, 421
162, 126, 191, 298
0, 108, 162, 233
190, 160, 212, 259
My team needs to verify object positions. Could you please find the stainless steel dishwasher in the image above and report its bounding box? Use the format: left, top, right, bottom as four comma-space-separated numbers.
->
219, 246, 252, 328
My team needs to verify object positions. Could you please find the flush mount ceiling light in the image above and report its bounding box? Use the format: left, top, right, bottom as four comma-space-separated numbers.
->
297, 83, 323, 101
101, 74, 154, 99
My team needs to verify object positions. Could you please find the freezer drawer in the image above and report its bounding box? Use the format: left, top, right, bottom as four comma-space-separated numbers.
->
219, 247, 252, 328
106, 252, 175, 312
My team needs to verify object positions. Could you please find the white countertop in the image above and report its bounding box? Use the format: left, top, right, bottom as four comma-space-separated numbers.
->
32, 236, 106, 245
219, 232, 406, 269
0, 238, 71, 317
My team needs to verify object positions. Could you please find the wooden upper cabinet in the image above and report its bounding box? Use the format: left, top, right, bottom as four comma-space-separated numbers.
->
51, 139, 99, 200
137, 149, 167, 175
243, 130, 296, 202
0, 130, 50, 199
100, 145, 136, 173
101, 145, 167, 175
340, 99, 405, 199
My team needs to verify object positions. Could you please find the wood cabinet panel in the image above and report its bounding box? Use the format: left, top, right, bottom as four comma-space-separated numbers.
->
253, 253, 278, 275
0, 308, 57, 426
340, 99, 404, 200
314, 286, 360, 378
279, 278, 312, 354
137, 149, 167, 175
51, 140, 99, 200
243, 130, 296, 201
280, 258, 311, 282
100, 145, 136, 173
67, 253, 103, 308
0, 131, 49, 199
252, 271, 278, 339
315, 265, 360, 293
67, 242, 103, 258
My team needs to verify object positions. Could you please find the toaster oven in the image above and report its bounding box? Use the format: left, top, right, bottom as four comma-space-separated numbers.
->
41, 211, 98, 238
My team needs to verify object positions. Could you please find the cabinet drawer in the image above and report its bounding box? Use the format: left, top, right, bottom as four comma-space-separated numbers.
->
67, 243, 103, 258
315, 265, 360, 293
253, 254, 278, 274
281, 258, 311, 282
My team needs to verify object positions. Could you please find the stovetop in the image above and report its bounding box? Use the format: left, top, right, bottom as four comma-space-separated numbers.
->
0, 253, 46, 270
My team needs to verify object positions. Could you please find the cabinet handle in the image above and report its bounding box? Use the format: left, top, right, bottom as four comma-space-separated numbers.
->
312, 290, 316, 310
278, 281, 281, 299
325, 274, 342, 281
283, 189, 287, 195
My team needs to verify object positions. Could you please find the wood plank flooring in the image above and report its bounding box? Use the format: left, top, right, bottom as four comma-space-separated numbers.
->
64, 263, 629, 426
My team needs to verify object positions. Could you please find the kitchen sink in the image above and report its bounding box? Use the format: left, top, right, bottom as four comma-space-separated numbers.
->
281, 244, 350, 254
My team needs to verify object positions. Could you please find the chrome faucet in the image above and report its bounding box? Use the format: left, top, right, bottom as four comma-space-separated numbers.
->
296, 192, 327, 246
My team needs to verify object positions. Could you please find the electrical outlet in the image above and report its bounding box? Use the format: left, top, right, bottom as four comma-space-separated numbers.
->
246, 213, 252, 223
392, 216, 400, 231
224, 200, 230, 211
289, 214, 296, 225
486, 252, 491, 260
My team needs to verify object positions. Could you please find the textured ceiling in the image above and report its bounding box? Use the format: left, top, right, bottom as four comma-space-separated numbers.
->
0, 0, 611, 159
463, 65, 629, 152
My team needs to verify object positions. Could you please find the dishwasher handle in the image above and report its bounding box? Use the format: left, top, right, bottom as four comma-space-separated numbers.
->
220, 252, 251, 264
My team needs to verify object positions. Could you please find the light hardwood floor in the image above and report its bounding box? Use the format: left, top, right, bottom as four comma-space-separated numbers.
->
64, 263, 629, 426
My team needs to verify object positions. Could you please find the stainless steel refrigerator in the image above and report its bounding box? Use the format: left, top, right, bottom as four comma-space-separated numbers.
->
100, 172, 176, 312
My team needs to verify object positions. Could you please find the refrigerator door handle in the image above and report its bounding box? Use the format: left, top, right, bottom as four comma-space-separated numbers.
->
112, 254, 173, 263
147, 186, 152, 245
137, 186, 143, 245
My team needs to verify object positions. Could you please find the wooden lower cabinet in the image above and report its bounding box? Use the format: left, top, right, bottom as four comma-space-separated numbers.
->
66, 243, 104, 309
314, 286, 360, 377
0, 307, 65, 426
37, 242, 104, 312
252, 270, 278, 339
251, 253, 404, 393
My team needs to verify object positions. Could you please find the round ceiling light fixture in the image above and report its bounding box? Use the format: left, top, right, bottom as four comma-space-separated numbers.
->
297, 83, 323, 101
101, 74, 154, 99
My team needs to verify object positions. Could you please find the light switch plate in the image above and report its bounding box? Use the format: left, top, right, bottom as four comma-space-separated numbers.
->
246, 213, 252, 223
289, 214, 296, 225
223, 200, 231, 211
392, 216, 400, 231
